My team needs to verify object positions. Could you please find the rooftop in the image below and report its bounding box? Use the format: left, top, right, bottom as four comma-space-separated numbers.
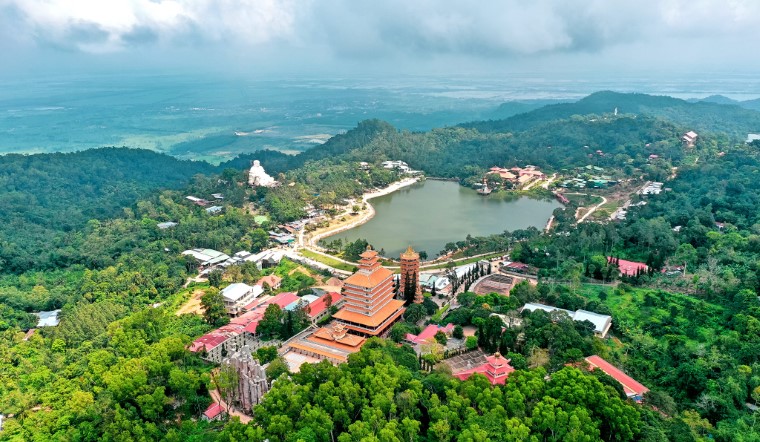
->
35, 310, 61, 327
307, 292, 342, 318
333, 299, 406, 328
344, 266, 393, 288
453, 352, 515, 385
521, 303, 612, 337
405, 324, 455, 345
203, 402, 224, 420
221, 283, 260, 303
585, 355, 649, 399
608, 257, 648, 276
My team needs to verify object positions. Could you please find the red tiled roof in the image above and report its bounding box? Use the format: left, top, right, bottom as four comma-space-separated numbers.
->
269, 292, 299, 309
308, 292, 342, 319
506, 262, 529, 270
585, 355, 649, 398
405, 323, 455, 345
454, 353, 515, 385
257, 275, 282, 287
203, 402, 224, 419
607, 257, 648, 276
189, 332, 231, 353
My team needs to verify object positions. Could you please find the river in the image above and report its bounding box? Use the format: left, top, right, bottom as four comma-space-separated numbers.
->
323, 180, 560, 258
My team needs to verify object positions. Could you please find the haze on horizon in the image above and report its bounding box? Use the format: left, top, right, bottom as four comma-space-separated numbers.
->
1, 0, 760, 79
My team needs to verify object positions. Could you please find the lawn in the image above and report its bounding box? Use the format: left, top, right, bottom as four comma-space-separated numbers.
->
299, 248, 357, 272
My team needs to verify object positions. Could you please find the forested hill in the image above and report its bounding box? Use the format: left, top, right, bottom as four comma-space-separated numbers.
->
220, 119, 398, 175
0, 148, 215, 272
464, 91, 760, 139
223, 114, 688, 189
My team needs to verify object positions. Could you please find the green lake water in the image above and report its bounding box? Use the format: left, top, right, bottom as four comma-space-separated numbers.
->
324, 180, 560, 258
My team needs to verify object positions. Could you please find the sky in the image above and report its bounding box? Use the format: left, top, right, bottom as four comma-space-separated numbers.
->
1, 0, 760, 78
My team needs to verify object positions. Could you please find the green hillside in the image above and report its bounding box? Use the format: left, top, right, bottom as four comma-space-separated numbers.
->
0, 148, 215, 272
465, 91, 760, 139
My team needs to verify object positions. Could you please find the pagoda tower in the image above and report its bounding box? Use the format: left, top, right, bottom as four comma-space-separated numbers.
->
333, 246, 406, 337
400, 246, 423, 304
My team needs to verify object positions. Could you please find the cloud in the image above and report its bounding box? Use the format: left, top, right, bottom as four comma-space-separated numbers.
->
1, 0, 759, 67
1, 0, 298, 52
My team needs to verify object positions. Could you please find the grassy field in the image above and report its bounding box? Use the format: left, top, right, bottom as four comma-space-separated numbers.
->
299, 248, 357, 272
421, 252, 502, 270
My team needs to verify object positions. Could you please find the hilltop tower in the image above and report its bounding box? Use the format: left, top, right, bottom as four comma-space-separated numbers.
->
333, 246, 406, 336
400, 246, 423, 304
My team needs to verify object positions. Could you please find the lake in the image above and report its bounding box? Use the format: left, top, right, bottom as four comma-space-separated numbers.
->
323, 180, 560, 258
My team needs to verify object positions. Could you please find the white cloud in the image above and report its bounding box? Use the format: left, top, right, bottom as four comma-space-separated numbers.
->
1, 0, 759, 66
1, 0, 299, 52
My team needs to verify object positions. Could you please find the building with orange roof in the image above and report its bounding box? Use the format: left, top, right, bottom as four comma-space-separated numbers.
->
332, 246, 405, 337
257, 275, 282, 290
453, 352, 515, 385
584, 355, 649, 401
400, 246, 423, 304
286, 322, 366, 364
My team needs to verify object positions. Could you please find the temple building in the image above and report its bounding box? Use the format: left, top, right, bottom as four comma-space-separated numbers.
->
400, 246, 423, 304
332, 246, 406, 336
248, 160, 277, 187
453, 352, 515, 385
286, 322, 366, 364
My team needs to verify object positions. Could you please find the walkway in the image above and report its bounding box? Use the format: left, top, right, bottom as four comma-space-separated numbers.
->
577, 196, 608, 223
210, 389, 252, 424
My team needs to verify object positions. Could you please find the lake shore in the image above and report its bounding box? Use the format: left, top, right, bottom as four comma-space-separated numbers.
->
303, 176, 422, 249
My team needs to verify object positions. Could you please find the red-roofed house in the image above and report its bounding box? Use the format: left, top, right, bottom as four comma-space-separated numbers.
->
257, 275, 282, 290
405, 324, 455, 345
306, 292, 343, 323
202, 402, 225, 421
454, 353, 515, 385
607, 257, 648, 277
189, 293, 300, 362
503, 262, 531, 274
584, 355, 649, 401
269, 292, 299, 309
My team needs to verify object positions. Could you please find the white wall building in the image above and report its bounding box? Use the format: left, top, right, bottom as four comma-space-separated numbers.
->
221, 283, 264, 316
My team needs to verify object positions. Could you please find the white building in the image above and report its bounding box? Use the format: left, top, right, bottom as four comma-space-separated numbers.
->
35, 310, 61, 327
248, 160, 277, 187
521, 303, 612, 337
182, 249, 230, 268
221, 283, 264, 316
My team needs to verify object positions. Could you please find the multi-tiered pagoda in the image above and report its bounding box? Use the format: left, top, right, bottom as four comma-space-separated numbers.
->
333, 246, 406, 336
400, 246, 423, 304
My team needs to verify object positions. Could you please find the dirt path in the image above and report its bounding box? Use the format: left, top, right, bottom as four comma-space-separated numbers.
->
578, 196, 607, 224
175, 289, 205, 316
577, 196, 608, 223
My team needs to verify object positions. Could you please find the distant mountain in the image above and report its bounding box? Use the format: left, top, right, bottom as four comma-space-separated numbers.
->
488, 99, 571, 120
465, 91, 760, 139
692, 94, 738, 105
687, 94, 760, 112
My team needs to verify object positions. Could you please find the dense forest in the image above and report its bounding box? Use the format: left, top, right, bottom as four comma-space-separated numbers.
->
1, 92, 759, 440
0, 148, 215, 272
